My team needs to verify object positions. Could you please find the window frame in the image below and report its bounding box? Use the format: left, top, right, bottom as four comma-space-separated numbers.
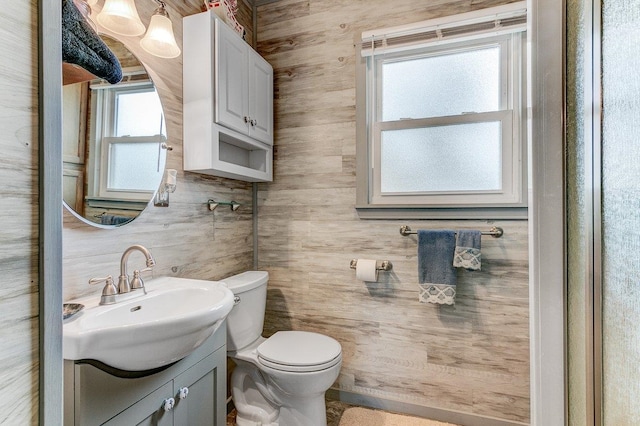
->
87, 80, 167, 203
356, 27, 527, 219
98, 135, 167, 199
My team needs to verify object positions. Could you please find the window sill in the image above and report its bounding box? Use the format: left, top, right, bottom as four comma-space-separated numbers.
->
355, 205, 528, 220
86, 197, 148, 211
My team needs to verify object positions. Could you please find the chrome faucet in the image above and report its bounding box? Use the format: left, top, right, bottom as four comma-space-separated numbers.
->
118, 245, 156, 294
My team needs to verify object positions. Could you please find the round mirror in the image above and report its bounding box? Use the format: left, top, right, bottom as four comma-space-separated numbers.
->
63, 35, 168, 227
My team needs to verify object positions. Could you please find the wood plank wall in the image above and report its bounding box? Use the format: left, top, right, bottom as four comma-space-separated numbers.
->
0, 1, 39, 423
255, 0, 530, 423
63, 0, 256, 301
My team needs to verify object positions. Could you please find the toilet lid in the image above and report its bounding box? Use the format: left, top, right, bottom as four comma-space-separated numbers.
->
257, 331, 342, 372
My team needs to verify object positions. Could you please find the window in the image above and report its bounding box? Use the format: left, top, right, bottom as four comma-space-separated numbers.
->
88, 71, 167, 203
356, 3, 527, 218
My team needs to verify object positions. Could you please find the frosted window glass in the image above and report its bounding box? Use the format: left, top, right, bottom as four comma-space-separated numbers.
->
380, 122, 502, 193
115, 90, 165, 137
381, 46, 501, 121
108, 142, 164, 191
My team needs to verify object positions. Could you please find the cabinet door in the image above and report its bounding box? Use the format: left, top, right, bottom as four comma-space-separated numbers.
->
173, 350, 226, 426
248, 54, 273, 145
102, 382, 173, 426
215, 19, 249, 136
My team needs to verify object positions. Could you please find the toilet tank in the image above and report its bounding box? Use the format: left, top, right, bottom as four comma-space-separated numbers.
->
223, 271, 269, 351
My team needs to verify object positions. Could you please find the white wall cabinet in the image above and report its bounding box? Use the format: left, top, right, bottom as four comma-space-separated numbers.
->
64, 323, 226, 426
184, 11, 273, 182
216, 20, 273, 144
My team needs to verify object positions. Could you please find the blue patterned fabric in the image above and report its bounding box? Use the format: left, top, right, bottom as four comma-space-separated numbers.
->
453, 230, 482, 271
417, 229, 457, 305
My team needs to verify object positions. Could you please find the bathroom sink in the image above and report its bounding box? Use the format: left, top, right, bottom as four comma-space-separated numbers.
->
63, 277, 234, 372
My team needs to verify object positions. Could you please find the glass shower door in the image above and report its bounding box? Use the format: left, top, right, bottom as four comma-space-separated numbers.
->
600, 1, 640, 424
568, 0, 640, 424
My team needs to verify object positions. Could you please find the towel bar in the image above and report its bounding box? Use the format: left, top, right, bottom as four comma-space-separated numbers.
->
349, 259, 393, 271
399, 225, 504, 238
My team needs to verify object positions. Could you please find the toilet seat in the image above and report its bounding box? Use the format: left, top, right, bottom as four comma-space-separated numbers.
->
257, 331, 342, 372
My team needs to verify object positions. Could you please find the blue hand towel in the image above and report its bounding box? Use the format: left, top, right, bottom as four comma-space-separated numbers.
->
417, 230, 457, 305
453, 230, 482, 271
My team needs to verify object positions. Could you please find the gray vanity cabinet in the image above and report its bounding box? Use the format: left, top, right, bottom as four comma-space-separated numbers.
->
171, 354, 218, 425
103, 382, 174, 426
64, 323, 226, 426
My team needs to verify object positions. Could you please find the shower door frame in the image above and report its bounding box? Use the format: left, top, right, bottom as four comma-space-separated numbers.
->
583, 0, 602, 423
528, 0, 567, 424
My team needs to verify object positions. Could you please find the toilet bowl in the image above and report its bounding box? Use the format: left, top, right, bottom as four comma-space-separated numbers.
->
223, 271, 342, 426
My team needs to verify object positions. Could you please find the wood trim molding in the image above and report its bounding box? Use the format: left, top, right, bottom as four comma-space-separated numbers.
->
39, 0, 64, 424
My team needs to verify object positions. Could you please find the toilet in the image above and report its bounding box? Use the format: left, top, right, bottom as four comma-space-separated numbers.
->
223, 271, 342, 426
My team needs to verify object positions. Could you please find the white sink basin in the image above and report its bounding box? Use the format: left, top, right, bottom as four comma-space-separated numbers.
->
63, 277, 234, 372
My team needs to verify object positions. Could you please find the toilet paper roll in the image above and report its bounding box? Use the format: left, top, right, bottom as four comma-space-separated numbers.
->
356, 259, 378, 282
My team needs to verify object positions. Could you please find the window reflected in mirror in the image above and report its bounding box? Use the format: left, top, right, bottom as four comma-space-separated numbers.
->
63, 35, 168, 227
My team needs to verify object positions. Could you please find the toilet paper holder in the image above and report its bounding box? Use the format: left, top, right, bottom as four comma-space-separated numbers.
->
349, 259, 393, 271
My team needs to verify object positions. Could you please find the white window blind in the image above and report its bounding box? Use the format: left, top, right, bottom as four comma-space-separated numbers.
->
360, 2, 527, 57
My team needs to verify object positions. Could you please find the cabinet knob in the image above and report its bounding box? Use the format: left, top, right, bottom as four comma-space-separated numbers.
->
163, 397, 175, 412
244, 116, 250, 123
250, 119, 257, 127
178, 387, 189, 400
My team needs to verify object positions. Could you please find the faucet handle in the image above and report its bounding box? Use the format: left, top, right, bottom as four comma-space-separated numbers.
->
130, 268, 152, 293
89, 275, 118, 305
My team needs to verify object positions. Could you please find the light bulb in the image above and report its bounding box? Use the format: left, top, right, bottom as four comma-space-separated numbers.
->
140, 6, 181, 59
96, 0, 145, 37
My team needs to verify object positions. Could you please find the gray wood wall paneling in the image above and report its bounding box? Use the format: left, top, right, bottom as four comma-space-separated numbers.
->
63, 1, 256, 301
0, 0, 255, 424
0, 0, 42, 424
255, 0, 530, 423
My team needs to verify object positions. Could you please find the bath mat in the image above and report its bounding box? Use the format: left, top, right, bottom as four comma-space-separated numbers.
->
338, 407, 459, 426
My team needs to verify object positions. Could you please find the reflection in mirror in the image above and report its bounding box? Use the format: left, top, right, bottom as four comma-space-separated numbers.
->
63, 35, 167, 227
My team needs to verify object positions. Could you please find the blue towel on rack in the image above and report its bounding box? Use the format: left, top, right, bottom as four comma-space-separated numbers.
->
418, 230, 457, 305
453, 230, 482, 271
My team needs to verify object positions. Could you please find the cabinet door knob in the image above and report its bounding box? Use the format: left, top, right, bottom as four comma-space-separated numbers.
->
178, 387, 189, 400
244, 116, 250, 123
250, 119, 257, 127
163, 397, 175, 412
